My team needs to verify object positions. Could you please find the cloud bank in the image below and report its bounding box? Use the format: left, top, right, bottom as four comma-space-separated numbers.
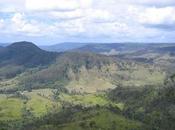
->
0, 0, 175, 44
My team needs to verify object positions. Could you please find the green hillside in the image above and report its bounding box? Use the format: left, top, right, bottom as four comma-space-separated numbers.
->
0, 42, 174, 130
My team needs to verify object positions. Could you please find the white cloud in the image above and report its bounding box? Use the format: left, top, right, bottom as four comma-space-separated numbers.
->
0, 0, 175, 43
115, 0, 175, 7
11, 13, 25, 27
79, 0, 92, 8
139, 7, 175, 25
25, 0, 91, 11
49, 9, 83, 20
48, 8, 123, 37
0, 19, 4, 29
87, 9, 116, 23
53, 18, 85, 36
131, 0, 175, 6
10, 13, 52, 36
0, 0, 24, 12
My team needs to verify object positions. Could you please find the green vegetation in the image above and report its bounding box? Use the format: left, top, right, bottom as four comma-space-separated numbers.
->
20, 107, 142, 130
0, 65, 24, 79
0, 96, 23, 121
109, 81, 175, 130
0, 42, 174, 130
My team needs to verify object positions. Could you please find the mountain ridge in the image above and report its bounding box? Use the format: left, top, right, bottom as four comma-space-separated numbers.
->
40, 42, 91, 52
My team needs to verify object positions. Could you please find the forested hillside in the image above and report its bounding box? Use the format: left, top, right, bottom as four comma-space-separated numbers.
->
0, 42, 174, 130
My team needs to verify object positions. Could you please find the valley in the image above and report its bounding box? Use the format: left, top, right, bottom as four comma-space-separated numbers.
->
0, 41, 174, 130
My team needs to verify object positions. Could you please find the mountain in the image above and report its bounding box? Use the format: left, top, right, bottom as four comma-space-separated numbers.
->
20, 52, 116, 92
75, 43, 175, 55
40, 42, 91, 52
0, 43, 9, 47
19, 51, 165, 93
155, 46, 175, 54
0, 41, 173, 130
0, 46, 3, 50
0, 42, 167, 90
0, 46, 3, 52
75, 43, 150, 54
0, 41, 58, 67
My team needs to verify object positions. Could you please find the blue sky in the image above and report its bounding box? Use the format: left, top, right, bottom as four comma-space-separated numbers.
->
0, 0, 175, 45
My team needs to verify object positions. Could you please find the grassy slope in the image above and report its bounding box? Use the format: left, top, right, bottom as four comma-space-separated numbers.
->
66, 65, 116, 93
60, 93, 124, 110
114, 65, 165, 87
0, 95, 24, 121
0, 89, 56, 120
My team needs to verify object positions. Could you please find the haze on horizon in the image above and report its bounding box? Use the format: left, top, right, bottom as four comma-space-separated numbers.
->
0, 0, 175, 45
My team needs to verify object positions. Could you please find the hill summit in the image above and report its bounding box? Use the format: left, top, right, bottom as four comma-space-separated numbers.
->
0, 41, 58, 67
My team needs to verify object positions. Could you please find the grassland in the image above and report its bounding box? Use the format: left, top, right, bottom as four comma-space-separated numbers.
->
0, 89, 57, 120
0, 89, 124, 121
0, 95, 23, 121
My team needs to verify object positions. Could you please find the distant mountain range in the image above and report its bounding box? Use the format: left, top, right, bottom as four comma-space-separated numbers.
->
1, 41, 175, 68
2, 41, 175, 54
40, 42, 175, 55
40, 42, 91, 52
74, 43, 144, 54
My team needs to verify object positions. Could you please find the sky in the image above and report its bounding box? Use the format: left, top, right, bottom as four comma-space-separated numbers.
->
0, 0, 175, 45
